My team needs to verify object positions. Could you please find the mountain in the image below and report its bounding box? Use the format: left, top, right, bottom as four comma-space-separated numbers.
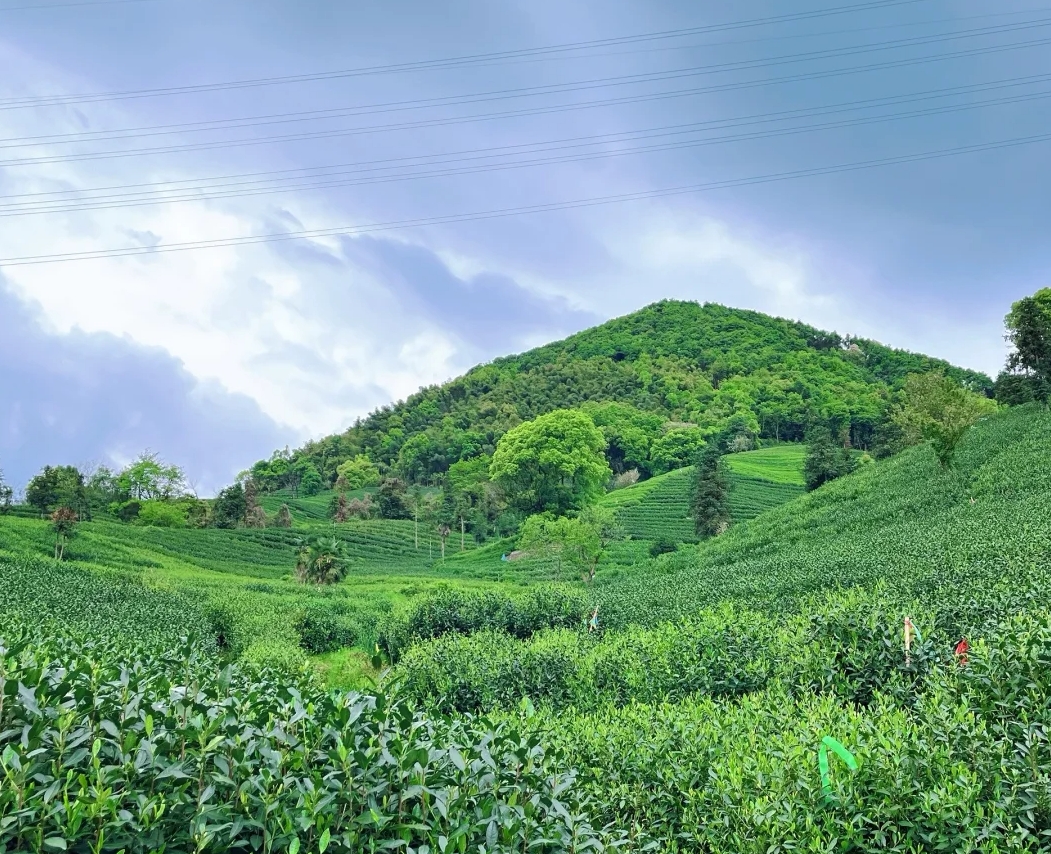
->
251, 300, 991, 490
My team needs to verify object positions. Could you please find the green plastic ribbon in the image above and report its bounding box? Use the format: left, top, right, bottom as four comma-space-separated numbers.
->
818, 736, 859, 802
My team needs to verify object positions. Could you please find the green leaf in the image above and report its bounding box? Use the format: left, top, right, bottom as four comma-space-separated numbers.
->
319, 828, 331, 853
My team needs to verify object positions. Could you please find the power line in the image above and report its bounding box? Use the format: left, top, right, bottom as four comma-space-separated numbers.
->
5, 28, 1051, 168
0, 0, 935, 108
4, 80, 1050, 217
2, 131, 1048, 267
12, 71, 1046, 201
3, 14, 1046, 134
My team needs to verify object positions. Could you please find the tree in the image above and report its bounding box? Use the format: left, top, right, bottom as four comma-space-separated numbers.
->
649, 427, 708, 475
890, 372, 998, 467
376, 477, 410, 519
212, 483, 247, 529
331, 492, 351, 523
517, 506, 619, 582
49, 507, 78, 560
295, 536, 350, 585
298, 462, 324, 497
117, 452, 186, 501
1001, 287, 1051, 402
26, 465, 86, 517
688, 445, 731, 537
274, 504, 293, 528
490, 409, 611, 515
804, 424, 855, 491
335, 455, 381, 491
137, 501, 189, 528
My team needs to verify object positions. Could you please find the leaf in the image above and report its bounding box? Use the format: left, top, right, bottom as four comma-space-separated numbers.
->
43, 839, 67, 851
289, 838, 301, 854
319, 828, 331, 853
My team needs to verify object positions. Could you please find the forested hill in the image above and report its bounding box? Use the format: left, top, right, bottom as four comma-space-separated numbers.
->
252, 300, 992, 488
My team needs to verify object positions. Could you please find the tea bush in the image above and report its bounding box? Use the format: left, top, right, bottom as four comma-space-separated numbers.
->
378, 584, 588, 661
0, 619, 614, 853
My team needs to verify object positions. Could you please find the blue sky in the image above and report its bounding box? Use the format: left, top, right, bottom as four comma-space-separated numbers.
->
1, 0, 1048, 493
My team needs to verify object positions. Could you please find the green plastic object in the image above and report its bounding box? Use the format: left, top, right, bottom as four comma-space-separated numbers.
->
818, 736, 859, 802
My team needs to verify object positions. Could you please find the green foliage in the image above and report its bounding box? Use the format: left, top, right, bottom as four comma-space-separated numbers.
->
722, 443, 807, 485
25, 465, 86, 517
335, 454, 380, 490
0, 556, 214, 651
377, 585, 588, 661
211, 482, 247, 528
136, 499, 190, 528
804, 423, 856, 490
294, 535, 351, 584
298, 460, 324, 496
293, 603, 360, 653
1002, 286, 1051, 401
251, 302, 988, 508
597, 446, 806, 547
115, 451, 186, 500
0, 623, 610, 853
649, 537, 678, 557
890, 371, 999, 466
490, 409, 611, 515
375, 477, 410, 519
688, 445, 730, 537
582, 400, 664, 474
648, 426, 708, 475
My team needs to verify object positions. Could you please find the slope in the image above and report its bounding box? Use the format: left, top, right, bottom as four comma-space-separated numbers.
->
251, 300, 992, 490
599, 444, 807, 543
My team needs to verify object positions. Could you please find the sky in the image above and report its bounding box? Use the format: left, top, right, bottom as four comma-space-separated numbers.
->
0, 0, 1048, 494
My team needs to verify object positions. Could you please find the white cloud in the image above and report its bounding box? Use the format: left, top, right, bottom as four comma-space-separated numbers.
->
0, 40, 477, 438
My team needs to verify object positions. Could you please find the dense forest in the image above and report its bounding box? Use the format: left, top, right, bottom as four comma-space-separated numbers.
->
248, 300, 991, 491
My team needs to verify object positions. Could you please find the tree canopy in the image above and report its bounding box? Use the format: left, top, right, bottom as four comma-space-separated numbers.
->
1000, 287, 1051, 403
890, 372, 998, 467
240, 301, 991, 496
490, 409, 611, 515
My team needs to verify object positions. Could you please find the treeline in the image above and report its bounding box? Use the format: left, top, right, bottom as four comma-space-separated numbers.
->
9, 453, 296, 553
246, 301, 996, 499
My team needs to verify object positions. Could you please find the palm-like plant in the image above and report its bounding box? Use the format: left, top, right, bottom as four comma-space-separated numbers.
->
294, 536, 350, 584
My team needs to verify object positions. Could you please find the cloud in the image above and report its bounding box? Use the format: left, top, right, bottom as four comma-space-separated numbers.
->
339, 235, 599, 354
0, 278, 289, 495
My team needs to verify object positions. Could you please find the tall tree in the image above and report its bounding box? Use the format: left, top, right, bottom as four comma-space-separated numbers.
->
335, 455, 381, 491
26, 465, 86, 517
1001, 287, 1051, 403
490, 409, 611, 515
890, 372, 998, 467
117, 452, 186, 501
688, 445, 731, 537
804, 424, 855, 491
376, 477, 410, 520
212, 483, 247, 529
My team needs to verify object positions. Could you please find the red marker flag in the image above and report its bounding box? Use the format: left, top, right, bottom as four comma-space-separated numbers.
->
954, 637, 969, 666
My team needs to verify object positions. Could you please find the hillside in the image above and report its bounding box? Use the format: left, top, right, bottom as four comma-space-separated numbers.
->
385, 404, 1051, 847
599, 444, 807, 544
254, 301, 991, 490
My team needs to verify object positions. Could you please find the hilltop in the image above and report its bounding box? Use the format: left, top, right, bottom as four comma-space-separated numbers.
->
255, 300, 991, 489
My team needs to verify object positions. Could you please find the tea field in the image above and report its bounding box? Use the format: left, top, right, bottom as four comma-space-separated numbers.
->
4, 406, 1051, 851
598, 443, 806, 543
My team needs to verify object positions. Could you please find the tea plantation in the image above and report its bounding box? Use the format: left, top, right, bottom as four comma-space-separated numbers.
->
598, 443, 806, 543
4, 405, 1051, 851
